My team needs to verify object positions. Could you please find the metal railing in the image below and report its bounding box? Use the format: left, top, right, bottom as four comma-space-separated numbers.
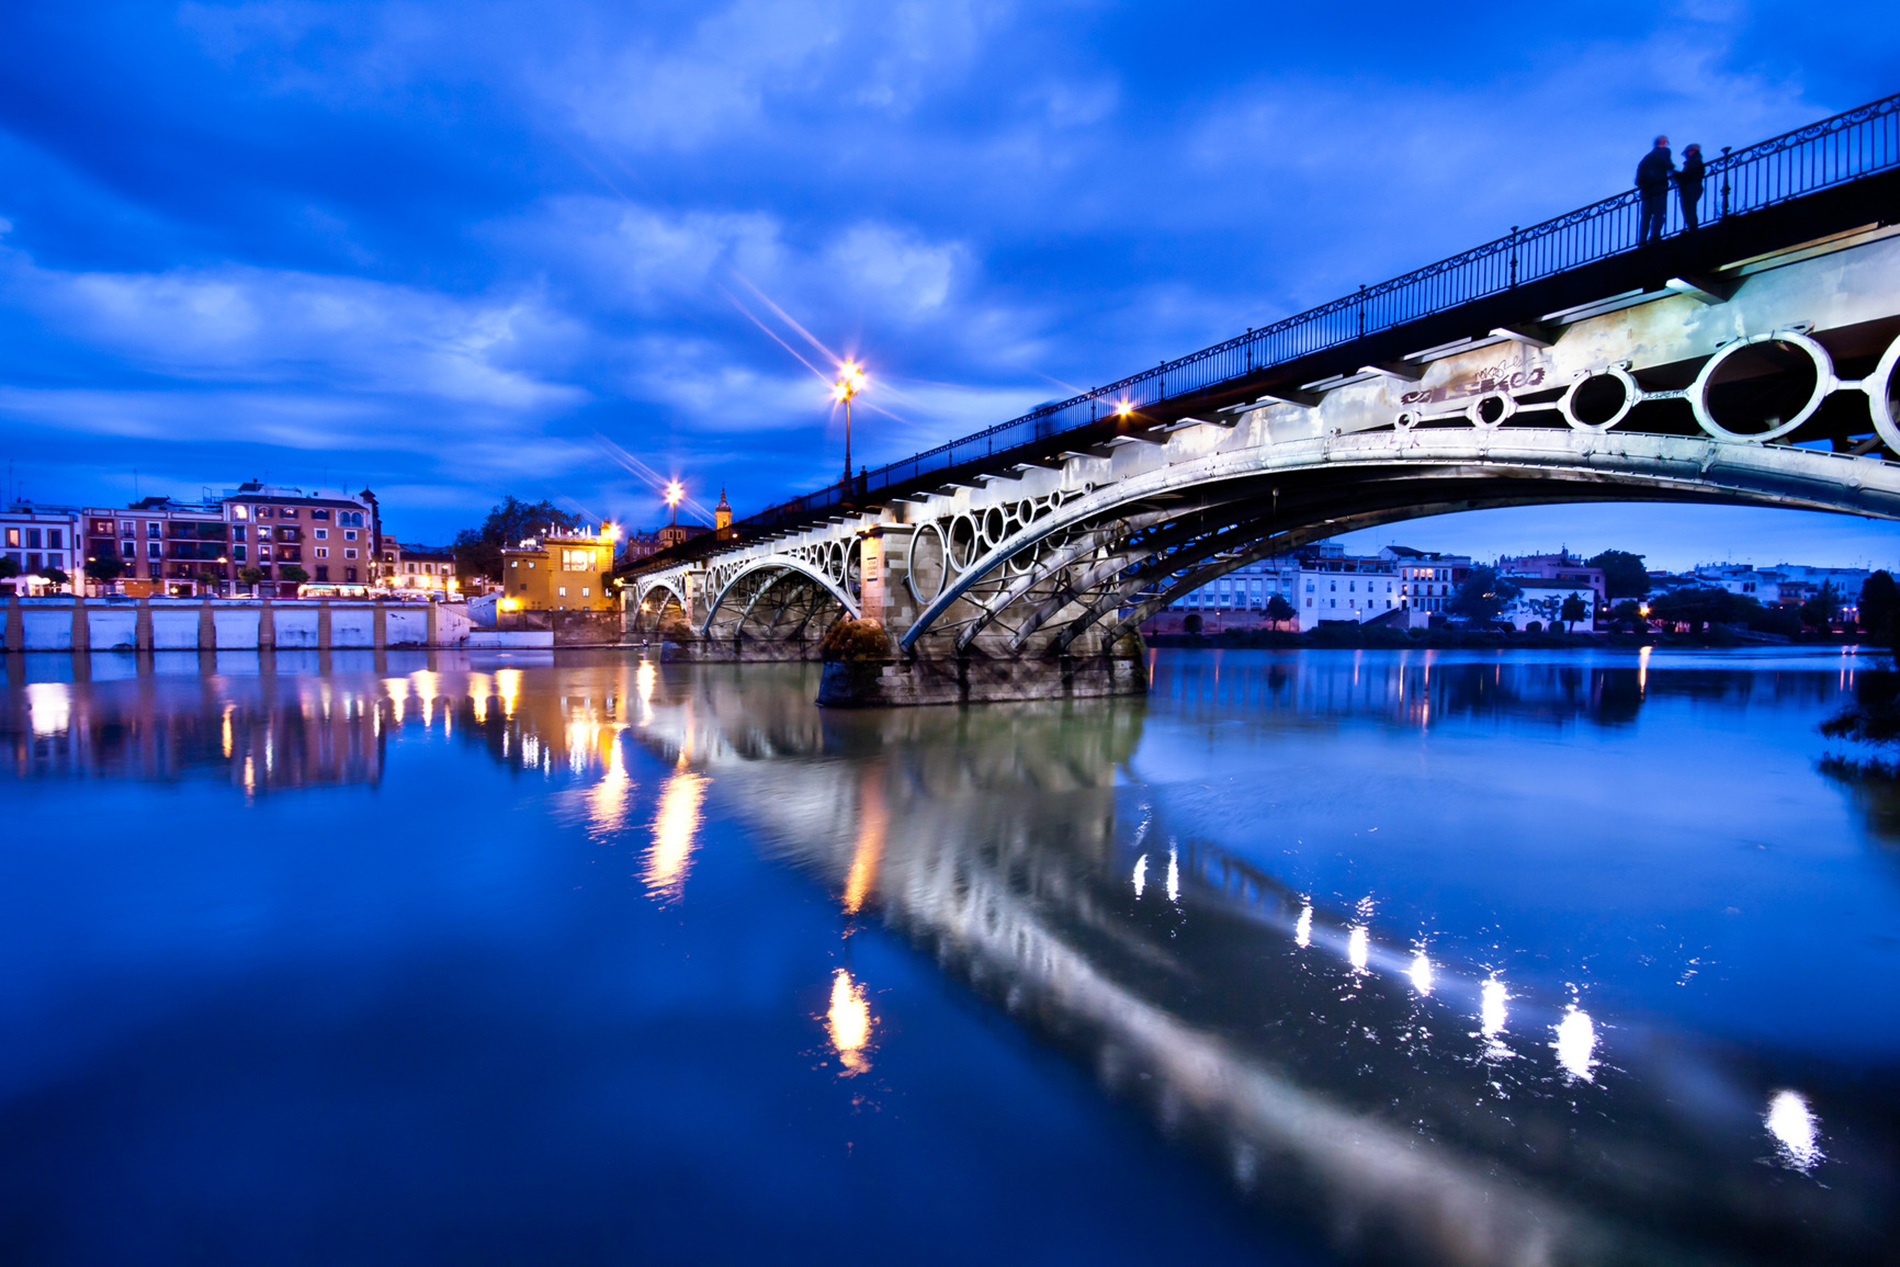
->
721, 91, 1900, 540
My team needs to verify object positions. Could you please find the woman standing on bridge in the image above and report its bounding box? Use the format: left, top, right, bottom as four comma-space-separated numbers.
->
1677, 143, 1706, 231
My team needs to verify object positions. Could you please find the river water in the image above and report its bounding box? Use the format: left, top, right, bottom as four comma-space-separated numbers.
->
2, 648, 1896, 1265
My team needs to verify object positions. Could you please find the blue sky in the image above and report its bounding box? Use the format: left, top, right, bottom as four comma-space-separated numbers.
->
1, 1, 1896, 567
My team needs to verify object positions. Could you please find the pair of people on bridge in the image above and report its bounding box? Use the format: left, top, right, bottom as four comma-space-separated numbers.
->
1637, 135, 1705, 243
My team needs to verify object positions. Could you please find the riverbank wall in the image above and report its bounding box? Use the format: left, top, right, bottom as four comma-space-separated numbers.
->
2, 594, 473, 652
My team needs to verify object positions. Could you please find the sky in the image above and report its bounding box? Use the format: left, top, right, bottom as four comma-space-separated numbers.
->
1, 0, 1897, 569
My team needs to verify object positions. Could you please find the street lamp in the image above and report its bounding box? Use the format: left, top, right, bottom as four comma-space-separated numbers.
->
664, 481, 684, 526
833, 360, 865, 486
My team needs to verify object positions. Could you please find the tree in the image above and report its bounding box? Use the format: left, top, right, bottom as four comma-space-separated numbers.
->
1801, 580, 1842, 630
237, 567, 264, 593
1860, 572, 1898, 647
1611, 598, 1647, 626
39, 566, 70, 589
1586, 550, 1650, 599
0, 557, 17, 580
85, 555, 124, 586
1447, 566, 1522, 622
1650, 586, 1759, 633
453, 496, 586, 582
1560, 592, 1589, 631
279, 564, 310, 586
1265, 593, 1296, 626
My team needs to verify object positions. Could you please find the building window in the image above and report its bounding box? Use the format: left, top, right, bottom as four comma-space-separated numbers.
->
562, 548, 596, 571
25, 529, 41, 548
344, 530, 357, 541
344, 548, 357, 559
345, 567, 356, 582
315, 547, 329, 559
315, 528, 328, 540
2, 528, 15, 547
231, 505, 248, 520
558, 586, 567, 598
281, 508, 298, 519
581, 587, 589, 597
258, 506, 273, 518
311, 509, 330, 521
120, 521, 134, 538
233, 545, 247, 562
148, 542, 161, 559
147, 522, 161, 538
316, 566, 330, 582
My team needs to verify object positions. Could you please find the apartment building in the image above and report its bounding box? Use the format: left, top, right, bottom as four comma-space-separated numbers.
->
1, 503, 83, 594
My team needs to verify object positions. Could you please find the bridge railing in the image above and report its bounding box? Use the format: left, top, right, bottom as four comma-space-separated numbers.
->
723, 92, 1900, 538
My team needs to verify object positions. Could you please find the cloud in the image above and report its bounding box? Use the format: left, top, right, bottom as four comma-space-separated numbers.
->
2, 0, 1898, 557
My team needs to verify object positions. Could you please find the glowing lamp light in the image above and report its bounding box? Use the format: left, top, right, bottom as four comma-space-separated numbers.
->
833, 360, 866, 403
602, 522, 622, 541
664, 481, 684, 508
1115, 399, 1134, 418
498, 597, 521, 612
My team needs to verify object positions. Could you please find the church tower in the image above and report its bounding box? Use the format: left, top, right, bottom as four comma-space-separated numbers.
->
715, 487, 733, 536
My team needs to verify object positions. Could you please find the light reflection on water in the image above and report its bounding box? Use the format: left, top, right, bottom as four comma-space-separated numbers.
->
2, 647, 1898, 1265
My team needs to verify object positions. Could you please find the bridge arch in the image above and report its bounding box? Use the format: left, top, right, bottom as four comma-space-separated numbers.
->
898, 428, 1900, 657
697, 555, 859, 639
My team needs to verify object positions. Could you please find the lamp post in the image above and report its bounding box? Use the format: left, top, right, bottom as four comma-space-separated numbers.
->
833, 360, 865, 488
664, 482, 683, 527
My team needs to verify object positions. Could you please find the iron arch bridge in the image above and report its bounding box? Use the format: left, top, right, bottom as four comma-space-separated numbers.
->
628, 225, 1900, 679
618, 94, 1900, 701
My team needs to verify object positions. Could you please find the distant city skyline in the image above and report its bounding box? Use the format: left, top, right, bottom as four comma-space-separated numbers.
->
1, 3, 1897, 554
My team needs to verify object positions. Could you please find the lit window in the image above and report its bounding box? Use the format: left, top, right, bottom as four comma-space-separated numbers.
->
315, 547, 328, 559
315, 529, 328, 540
232, 505, 249, 521
558, 586, 567, 598
581, 587, 589, 597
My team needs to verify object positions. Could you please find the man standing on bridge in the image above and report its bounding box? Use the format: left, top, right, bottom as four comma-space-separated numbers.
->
1636, 135, 1675, 243
1677, 143, 1706, 231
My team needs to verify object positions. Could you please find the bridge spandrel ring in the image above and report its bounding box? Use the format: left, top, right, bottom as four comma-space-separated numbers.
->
1561, 365, 1640, 433
1866, 333, 1900, 455
947, 515, 979, 572
906, 522, 947, 604
1466, 392, 1517, 430
1691, 331, 1837, 444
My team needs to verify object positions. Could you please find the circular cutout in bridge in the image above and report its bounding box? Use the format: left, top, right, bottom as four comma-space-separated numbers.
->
1467, 392, 1515, 429
1560, 366, 1638, 432
1691, 331, 1834, 443
907, 522, 947, 604
947, 514, 978, 572
1868, 332, 1900, 454
983, 506, 1008, 547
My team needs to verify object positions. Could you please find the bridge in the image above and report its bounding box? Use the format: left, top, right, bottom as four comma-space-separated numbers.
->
622, 93, 1900, 704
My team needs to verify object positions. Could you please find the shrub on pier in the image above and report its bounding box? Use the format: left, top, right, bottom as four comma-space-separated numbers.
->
822, 618, 893, 662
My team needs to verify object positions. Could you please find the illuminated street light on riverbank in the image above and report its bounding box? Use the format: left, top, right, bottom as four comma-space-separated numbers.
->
664, 481, 684, 526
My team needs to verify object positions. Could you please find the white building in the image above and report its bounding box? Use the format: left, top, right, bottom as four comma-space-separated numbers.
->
1, 502, 83, 594
1500, 579, 1597, 631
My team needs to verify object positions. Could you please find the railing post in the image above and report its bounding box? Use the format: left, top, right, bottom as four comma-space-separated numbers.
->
1721, 146, 1732, 218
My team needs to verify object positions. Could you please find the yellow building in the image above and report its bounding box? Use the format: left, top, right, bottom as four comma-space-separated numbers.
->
500, 527, 619, 611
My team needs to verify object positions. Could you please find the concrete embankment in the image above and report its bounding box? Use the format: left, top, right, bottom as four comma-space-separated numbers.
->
2, 594, 472, 652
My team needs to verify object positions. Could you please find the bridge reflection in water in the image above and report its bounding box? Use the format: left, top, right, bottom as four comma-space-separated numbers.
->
461, 652, 1890, 1267
6, 650, 1891, 1264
